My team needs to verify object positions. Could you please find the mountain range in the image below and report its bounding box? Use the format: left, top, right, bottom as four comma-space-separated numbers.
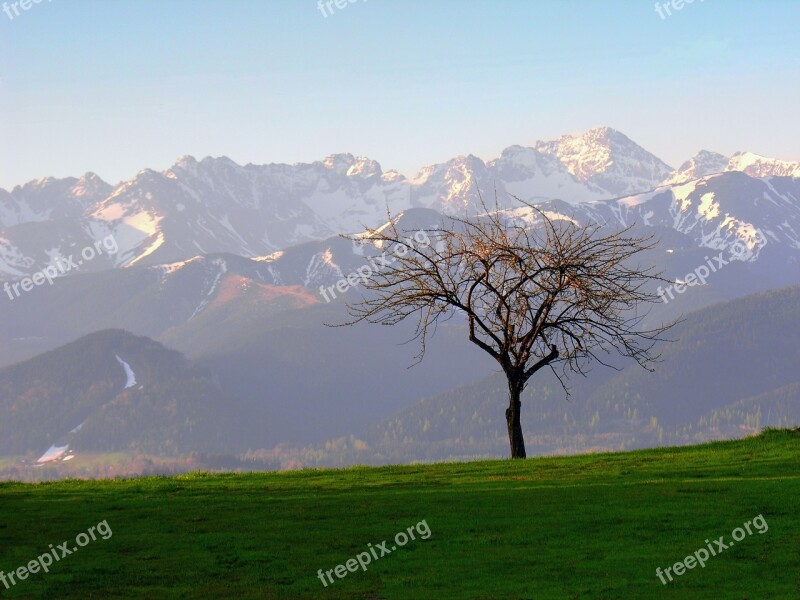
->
1, 126, 799, 478
3, 126, 799, 280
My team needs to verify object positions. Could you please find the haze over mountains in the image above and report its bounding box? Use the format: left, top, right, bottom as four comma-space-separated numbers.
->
1, 126, 799, 479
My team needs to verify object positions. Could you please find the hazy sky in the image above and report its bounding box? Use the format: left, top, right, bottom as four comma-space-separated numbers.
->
1, 0, 798, 189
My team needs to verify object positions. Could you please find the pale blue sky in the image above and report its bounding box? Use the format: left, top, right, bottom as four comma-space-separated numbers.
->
1, 0, 798, 188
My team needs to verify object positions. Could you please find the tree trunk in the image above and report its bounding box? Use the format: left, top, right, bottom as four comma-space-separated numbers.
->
505, 375, 526, 459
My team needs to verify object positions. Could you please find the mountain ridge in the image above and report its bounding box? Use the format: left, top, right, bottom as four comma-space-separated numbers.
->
3, 126, 797, 280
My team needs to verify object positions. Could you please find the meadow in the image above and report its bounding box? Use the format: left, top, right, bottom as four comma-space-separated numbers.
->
0, 429, 797, 599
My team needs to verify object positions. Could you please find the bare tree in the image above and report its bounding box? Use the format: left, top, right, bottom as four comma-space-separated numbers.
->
342, 198, 674, 458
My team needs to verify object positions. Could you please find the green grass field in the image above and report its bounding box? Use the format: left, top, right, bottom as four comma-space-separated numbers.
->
1, 429, 798, 599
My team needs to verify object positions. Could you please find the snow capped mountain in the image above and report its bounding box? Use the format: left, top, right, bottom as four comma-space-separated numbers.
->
409, 154, 496, 212
663, 150, 800, 186
301, 153, 410, 232
1, 127, 798, 282
725, 151, 800, 179
575, 173, 787, 257
486, 146, 607, 204
0, 173, 112, 226
534, 126, 674, 197
252, 168, 800, 297
661, 150, 730, 186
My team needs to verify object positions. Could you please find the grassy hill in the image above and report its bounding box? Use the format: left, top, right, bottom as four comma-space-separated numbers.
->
0, 429, 797, 599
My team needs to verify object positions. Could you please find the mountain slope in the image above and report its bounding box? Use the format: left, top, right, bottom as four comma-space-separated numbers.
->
325, 286, 800, 464
0, 330, 269, 458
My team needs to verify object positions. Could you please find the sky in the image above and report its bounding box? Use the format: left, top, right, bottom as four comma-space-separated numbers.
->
0, 0, 798, 189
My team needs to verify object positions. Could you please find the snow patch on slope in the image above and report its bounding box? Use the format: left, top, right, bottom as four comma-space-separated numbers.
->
188, 258, 228, 320
115, 355, 137, 389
